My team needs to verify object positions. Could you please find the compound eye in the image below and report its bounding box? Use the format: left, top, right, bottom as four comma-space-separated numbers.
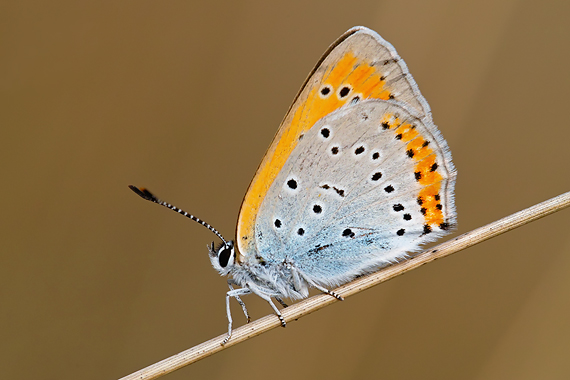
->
218, 246, 232, 268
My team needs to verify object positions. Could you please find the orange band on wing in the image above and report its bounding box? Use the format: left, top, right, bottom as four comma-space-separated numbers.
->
236, 52, 391, 256
381, 114, 446, 228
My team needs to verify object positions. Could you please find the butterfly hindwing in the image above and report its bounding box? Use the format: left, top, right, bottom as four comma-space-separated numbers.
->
255, 99, 455, 285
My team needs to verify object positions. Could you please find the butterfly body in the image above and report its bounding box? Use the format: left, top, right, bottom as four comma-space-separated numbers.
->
210, 96, 454, 306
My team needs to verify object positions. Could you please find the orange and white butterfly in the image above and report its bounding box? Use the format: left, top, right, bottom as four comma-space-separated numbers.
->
130, 26, 456, 344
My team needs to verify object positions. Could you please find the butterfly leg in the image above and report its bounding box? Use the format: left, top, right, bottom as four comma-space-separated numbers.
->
228, 280, 251, 323
313, 283, 344, 301
255, 292, 287, 328
293, 266, 344, 301
275, 297, 288, 308
223, 287, 251, 345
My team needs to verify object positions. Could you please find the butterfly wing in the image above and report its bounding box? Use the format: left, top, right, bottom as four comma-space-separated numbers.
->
255, 98, 455, 285
236, 27, 440, 259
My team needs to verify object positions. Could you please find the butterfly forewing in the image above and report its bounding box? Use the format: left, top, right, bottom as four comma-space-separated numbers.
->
236, 27, 436, 257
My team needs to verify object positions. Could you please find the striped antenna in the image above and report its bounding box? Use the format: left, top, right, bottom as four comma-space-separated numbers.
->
128, 185, 227, 244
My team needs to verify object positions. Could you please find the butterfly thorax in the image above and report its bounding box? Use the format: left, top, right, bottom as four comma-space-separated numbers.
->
210, 241, 310, 300
232, 254, 311, 300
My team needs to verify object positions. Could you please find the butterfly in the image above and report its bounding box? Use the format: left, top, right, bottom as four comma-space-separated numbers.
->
130, 26, 456, 344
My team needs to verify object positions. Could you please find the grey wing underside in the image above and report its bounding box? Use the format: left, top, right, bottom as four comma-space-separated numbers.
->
254, 99, 456, 286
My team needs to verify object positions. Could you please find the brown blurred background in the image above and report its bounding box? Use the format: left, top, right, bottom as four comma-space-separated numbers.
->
2, 1, 570, 379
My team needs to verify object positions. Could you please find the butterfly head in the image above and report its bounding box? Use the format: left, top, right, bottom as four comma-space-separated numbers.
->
209, 240, 237, 275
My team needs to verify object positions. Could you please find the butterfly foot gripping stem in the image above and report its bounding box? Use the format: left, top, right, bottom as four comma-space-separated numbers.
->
309, 281, 344, 301
327, 290, 344, 301
277, 313, 287, 328
294, 267, 345, 301
257, 294, 287, 328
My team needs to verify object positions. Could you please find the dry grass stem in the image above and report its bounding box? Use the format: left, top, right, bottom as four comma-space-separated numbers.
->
119, 191, 570, 380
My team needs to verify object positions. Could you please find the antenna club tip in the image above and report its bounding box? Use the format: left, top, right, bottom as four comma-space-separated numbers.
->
128, 185, 157, 202
128, 185, 228, 242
